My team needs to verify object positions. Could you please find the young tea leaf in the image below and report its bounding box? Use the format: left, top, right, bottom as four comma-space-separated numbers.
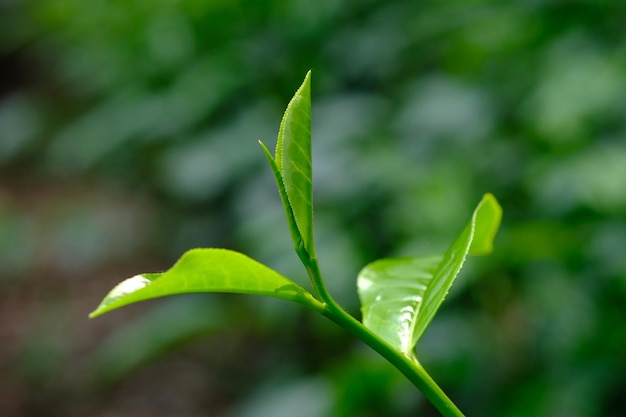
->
468, 193, 502, 255
259, 140, 302, 253
357, 193, 502, 357
412, 193, 501, 345
274, 71, 314, 255
90, 248, 324, 318
358, 255, 443, 356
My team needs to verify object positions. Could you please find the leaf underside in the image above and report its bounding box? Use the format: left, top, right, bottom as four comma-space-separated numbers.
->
90, 248, 323, 318
274, 70, 314, 255
357, 193, 502, 357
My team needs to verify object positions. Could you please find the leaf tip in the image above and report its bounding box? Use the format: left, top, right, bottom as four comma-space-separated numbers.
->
481, 193, 501, 210
88, 274, 154, 319
302, 70, 312, 93
469, 193, 503, 255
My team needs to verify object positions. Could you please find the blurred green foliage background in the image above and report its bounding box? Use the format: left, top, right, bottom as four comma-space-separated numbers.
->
1, 0, 625, 416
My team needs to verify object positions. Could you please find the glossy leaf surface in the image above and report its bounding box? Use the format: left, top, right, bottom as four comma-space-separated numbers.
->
358, 255, 443, 355
274, 71, 314, 255
358, 193, 501, 357
90, 248, 323, 318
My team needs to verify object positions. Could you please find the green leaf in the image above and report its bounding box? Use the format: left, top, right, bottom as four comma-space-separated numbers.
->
274, 71, 314, 255
413, 193, 501, 345
90, 248, 324, 318
259, 140, 302, 253
357, 193, 502, 357
358, 255, 443, 356
468, 193, 502, 255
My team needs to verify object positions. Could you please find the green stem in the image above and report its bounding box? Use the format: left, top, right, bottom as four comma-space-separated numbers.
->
300, 252, 466, 417
300, 252, 337, 309
323, 304, 466, 417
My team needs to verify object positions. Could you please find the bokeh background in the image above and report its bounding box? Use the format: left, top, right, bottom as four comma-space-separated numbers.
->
1, 1, 625, 416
